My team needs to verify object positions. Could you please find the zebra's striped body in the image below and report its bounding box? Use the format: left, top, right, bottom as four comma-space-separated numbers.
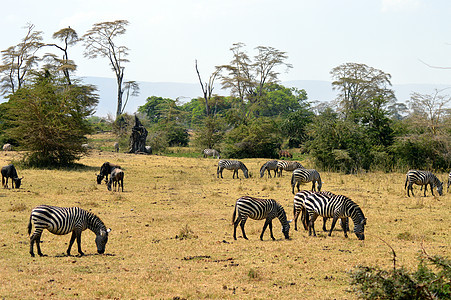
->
293, 190, 337, 231
232, 196, 290, 240
404, 170, 443, 197
203, 149, 220, 159
447, 171, 450, 192
304, 193, 366, 240
217, 159, 249, 179
260, 160, 279, 178
28, 205, 110, 257
277, 161, 304, 177
291, 168, 322, 194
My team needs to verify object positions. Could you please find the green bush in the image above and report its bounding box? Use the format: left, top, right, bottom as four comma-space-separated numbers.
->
349, 253, 450, 299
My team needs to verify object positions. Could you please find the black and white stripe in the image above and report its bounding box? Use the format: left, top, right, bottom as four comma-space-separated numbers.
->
291, 168, 322, 194
203, 149, 220, 159
232, 196, 290, 240
293, 190, 336, 231
404, 170, 443, 197
277, 161, 304, 177
304, 193, 366, 240
260, 160, 279, 178
217, 159, 249, 179
28, 205, 110, 257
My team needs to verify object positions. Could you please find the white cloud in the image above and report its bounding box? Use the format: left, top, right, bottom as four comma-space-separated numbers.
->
381, 0, 420, 12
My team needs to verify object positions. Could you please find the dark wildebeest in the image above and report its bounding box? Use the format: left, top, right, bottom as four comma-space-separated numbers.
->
278, 150, 292, 159
96, 162, 121, 184
107, 168, 124, 192
1, 164, 23, 189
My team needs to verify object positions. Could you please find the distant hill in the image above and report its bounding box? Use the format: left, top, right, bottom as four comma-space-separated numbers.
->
80, 77, 451, 116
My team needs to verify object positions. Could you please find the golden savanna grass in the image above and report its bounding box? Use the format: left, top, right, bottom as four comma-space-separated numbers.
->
0, 136, 449, 299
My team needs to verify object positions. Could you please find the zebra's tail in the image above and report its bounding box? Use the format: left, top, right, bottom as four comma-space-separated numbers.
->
27, 213, 32, 235
404, 175, 408, 190
232, 204, 237, 225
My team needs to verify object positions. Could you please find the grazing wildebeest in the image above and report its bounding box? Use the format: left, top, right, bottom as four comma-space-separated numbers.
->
1, 164, 23, 189
114, 142, 119, 152
278, 150, 292, 159
2, 143, 12, 151
96, 162, 121, 184
107, 168, 124, 192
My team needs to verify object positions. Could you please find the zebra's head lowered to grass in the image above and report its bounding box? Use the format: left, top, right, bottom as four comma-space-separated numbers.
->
95, 228, 111, 254
353, 218, 366, 240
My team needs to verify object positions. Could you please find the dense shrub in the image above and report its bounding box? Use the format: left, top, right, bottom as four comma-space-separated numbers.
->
349, 253, 450, 299
221, 117, 282, 159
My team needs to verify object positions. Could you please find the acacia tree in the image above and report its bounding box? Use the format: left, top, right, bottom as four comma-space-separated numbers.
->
330, 62, 395, 121
45, 27, 79, 85
83, 20, 138, 118
408, 89, 451, 136
195, 59, 219, 116
217, 43, 292, 121
0, 23, 43, 95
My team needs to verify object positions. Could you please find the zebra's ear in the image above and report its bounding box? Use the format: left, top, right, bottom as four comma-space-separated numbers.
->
361, 218, 367, 225
107, 228, 111, 233
287, 219, 293, 223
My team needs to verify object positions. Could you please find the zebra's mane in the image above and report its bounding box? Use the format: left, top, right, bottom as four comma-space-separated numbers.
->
86, 210, 107, 233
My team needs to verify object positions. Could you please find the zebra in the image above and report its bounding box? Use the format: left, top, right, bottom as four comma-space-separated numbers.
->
404, 170, 443, 197
304, 193, 366, 240
293, 190, 337, 231
232, 196, 291, 240
217, 159, 249, 179
277, 161, 304, 177
291, 168, 322, 194
260, 160, 279, 178
203, 148, 220, 159
28, 205, 111, 257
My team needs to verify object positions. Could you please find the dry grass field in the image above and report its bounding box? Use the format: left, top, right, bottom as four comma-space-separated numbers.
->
0, 135, 450, 299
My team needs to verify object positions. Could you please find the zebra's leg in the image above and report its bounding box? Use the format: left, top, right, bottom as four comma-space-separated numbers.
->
76, 231, 84, 256
239, 219, 248, 240
308, 214, 318, 237
268, 221, 275, 241
322, 217, 328, 231
293, 208, 300, 231
303, 208, 309, 231
428, 183, 433, 197
312, 182, 316, 192
233, 218, 240, 240
30, 231, 43, 257
407, 183, 413, 197
67, 231, 77, 256
328, 216, 339, 237
340, 218, 348, 238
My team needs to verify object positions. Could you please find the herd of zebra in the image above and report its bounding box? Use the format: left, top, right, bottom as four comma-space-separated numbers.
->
2, 150, 450, 257
213, 156, 450, 241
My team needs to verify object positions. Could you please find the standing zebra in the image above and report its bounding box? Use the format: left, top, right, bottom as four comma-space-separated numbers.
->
232, 196, 291, 240
291, 168, 322, 194
277, 161, 304, 177
203, 148, 220, 159
217, 159, 249, 179
293, 190, 336, 231
28, 205, 111, 257
404, 170, 443, 197
304, 193, 366, 240
260, 160, 279, 178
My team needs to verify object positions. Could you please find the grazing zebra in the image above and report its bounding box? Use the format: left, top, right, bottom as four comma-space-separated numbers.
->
291, 168, 322, 194
203, 148, 220, 159
404, 170, 443, 197
260, 160, 279, 178
277, 161, 304, 177
232, 196, 291, 240
28, 205, 111, 257
293, 190, 336, 231
217, 159, 249, 179
304, 193, 366, 240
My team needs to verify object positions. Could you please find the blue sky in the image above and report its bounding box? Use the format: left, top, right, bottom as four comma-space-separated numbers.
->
1, 0, 451, 87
